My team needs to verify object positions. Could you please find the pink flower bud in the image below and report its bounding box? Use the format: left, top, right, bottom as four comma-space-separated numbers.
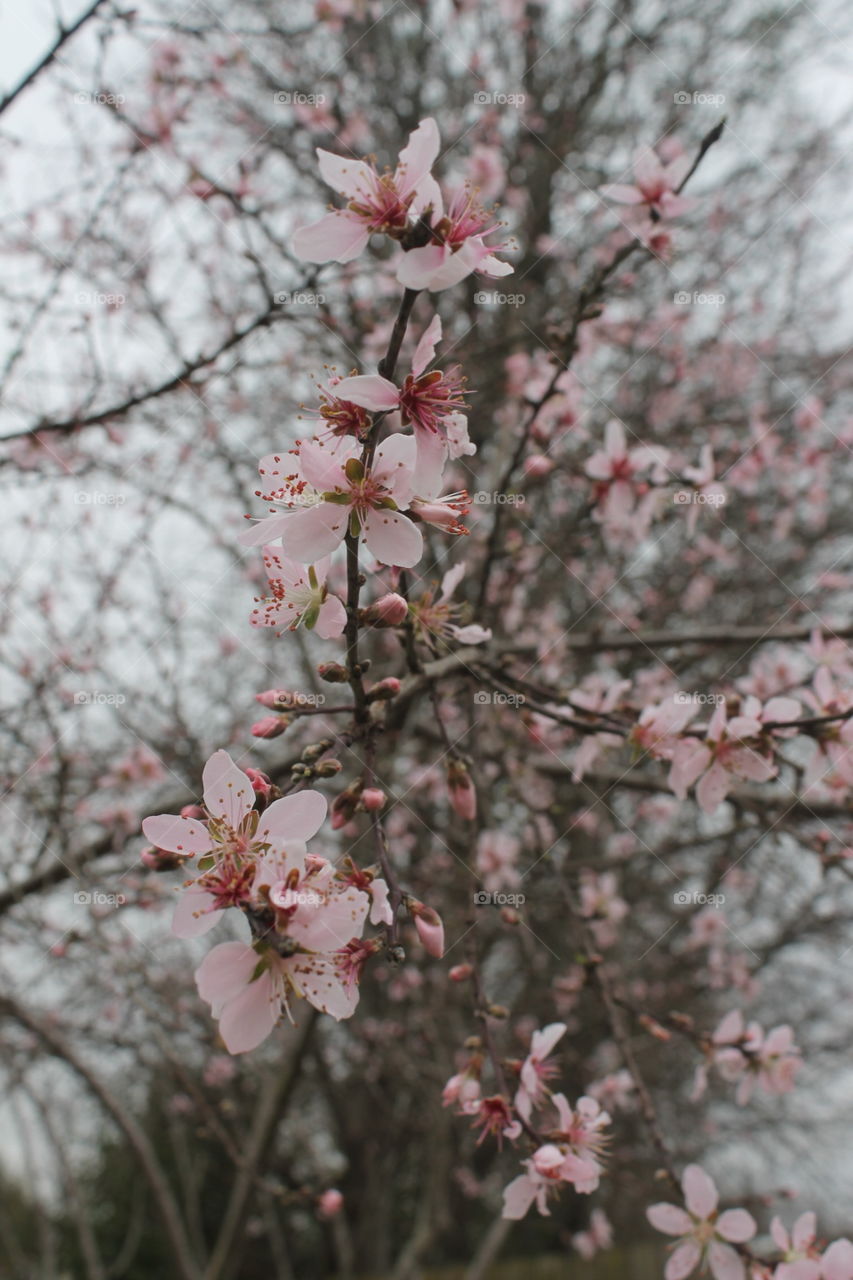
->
180, 804, 205, 820
244, 767, 273, 801
524, 454, 554, 478
361, 787, 386, 812
449, 963, 473, 982
317, 662, 349, 683
318, 1189, 343, 1219
363, 593, 409, 627
255, 688, 288, 708
407, 897, 445, 958
447, 760, 476, 820
367, 677, 401, 702
331, 787, 360, 830
251, 716, 287, 739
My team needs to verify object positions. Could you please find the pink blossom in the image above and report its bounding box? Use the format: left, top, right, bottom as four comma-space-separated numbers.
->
142, 750, 327, 938
647, 1163, 756, 1280
601, 145, 696, 220
585, 419, 670, 542
771, 1213, 821, 1280
250, 547, 346, 638
240, 435, 423, 569
502, 1092, 611, 1219
317, 1189, 344, 1219
572, 1208, 614, 1260
412, 563, 492, 647
334, 316, 473, 494
396, 185, 513, 292
291, 117, 440, 264
408, 898, 445, 958
514, 1021, 566, 1122
669, 698, 800, 813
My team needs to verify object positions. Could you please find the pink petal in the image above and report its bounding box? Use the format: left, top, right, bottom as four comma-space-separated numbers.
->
501, 1173, 540, 1221
647, 1204, 694, 1237
239, 513, 294, 548
315, 595, 347, 639
142, 814, 212, 856
363, 509, 423, 568
716, 1210, 756, 1243
202, 751, 253, 826
412, 425, 448, 499
218, 970, 280, 1053
633, 145, 665, 192
696, 762, 732, 813
332, 374, 400, 412
665, 1240, 701, 1280
316, 149, 373, 199
600, 183, 645, 204
412, 315, 442, 378
372, 432, 417, 499
195, 941, 259, 1015
290, 954, 359, 1020
292, 887, 369, 951
298, 437, 354, 492
682, 1164, 718, 1219
172, 887, 223, 938
258, 790, 328, 844
279, 503, 348, 563
479, 253, 513, 277
707, 1240, 744, 1280
291, 211, 369, 264
394, 117, 440, 197
531, 1022, 567, 1061
792, 1212, 816, 1252
822, 1239, 853, 1280
396, 244, 450, 290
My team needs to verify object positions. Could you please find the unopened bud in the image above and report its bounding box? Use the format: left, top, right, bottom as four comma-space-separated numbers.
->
405, 896, 445, 958
244, 767, 273, 801
361, 593, 409, 627
449, 963, 474, 982
317, 662, 348, 683
331, 785, 361, 830
367, 677, 401, 702
255, 688, 294, 709
447, 759, 476, 821
361, 787, 386, 812
302, 739, 333, 763
314, 759, 342, 778
251, 715, 288, 739
317, 1189, 343, 1219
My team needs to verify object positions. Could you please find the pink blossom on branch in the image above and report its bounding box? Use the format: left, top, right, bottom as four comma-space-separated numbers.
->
646, 1163, 756, 1280
601, 145, 696, 221
291, 117, 441, 264
250, 546, 346, 638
